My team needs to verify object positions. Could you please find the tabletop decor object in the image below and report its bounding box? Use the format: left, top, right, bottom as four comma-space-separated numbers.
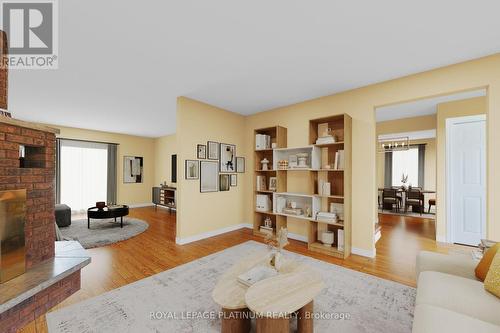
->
265, 227, 289, 272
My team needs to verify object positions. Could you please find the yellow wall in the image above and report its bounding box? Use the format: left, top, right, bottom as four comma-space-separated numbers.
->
240, 54, 499, 255
54, 125, 156, 205
154, 134, 177, 187
176, 97, 247, 240
436, 96, 487, 240
377, 115, 437, 134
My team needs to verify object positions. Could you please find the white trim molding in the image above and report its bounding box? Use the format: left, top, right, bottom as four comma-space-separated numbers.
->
176, 223, 252, 245
352, 247, 376, 258
128, 203, 155, 208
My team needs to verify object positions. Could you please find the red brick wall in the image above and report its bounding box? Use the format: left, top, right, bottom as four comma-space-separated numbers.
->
0, 123, 56, 267
0, 30, 8, 109
0, 270, 80, 333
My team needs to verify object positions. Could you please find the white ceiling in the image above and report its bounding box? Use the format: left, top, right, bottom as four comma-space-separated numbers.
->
375, 89, 487, 122
8, 0, 500, 137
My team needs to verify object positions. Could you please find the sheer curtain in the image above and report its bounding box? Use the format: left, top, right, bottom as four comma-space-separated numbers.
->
391, 147, 420, 187
59, 140, 108, 213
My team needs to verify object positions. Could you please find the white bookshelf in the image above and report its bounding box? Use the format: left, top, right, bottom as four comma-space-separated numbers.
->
272, 146, 321, 170
272, 192, 320, 221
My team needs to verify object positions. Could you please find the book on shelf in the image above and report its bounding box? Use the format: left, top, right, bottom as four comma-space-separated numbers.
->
259, 226, 273, 235
329, 203, 344, 220
282, 207, 304, 216
334, 150, 345, 170
316, 136, 336, 144
316, 211, 339, 224
255, 134, 271, 150
337, 229, 344, 251
256, 175, 267, 191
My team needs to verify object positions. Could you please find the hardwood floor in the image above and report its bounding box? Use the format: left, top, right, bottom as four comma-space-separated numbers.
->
21, 207, 470, 332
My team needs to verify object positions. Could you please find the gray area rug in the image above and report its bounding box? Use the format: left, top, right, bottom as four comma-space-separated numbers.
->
59, 217, 148, 249
46, 241, 415, 333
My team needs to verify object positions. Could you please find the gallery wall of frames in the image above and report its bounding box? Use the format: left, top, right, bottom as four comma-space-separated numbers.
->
185, 141, 245, 193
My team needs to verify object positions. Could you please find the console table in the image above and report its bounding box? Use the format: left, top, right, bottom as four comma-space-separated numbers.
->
152, 186, 176, 212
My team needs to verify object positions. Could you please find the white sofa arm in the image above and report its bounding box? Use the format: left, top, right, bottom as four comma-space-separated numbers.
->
416, 251, 478, 282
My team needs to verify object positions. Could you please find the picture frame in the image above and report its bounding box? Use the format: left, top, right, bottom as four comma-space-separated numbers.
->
197, 144, 207, 159
123, 156, 143, 183
230, 174, 237, 187
185, 160, 199, 180
220, 143, 236, 173
200, 161, 219, 192
220, 174, 230, 191
236, 157, 245, 173
269, 176, 277, 191
207, 141, 219, 160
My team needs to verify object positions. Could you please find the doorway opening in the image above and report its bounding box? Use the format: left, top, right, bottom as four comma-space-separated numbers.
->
374, 89, 487, 246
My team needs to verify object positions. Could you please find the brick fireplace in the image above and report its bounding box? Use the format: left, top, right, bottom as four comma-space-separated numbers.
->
0, 30, 90, 333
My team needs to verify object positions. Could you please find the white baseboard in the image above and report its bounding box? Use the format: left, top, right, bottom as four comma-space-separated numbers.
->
176, 223, 252, 245
352, 247, 376, 258
436, 235, 448, 243
374, 230, 382, 244
128, 203, 154, 208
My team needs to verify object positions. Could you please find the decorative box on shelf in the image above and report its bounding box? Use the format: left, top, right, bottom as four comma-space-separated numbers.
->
272, 146, 321, 170
256, 194, 272, 212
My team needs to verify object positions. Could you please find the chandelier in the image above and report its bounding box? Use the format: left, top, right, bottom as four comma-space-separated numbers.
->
378, 137, 409, 153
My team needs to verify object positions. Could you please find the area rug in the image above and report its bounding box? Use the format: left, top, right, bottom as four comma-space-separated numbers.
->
46, 241, 415, 333
59, 217, 149, 249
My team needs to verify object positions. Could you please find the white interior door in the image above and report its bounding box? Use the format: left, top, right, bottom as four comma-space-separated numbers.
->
446, 115, 486, 246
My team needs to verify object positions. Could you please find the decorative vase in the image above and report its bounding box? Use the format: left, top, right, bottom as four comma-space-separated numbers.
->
96, 201, 106, 210
261, 158, 269, 171
321, 231, 334, 247
270, 251, 283, 272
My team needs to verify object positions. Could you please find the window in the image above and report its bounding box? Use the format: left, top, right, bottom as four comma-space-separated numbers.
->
392, 147, 420, 187
59, 140, 108, 213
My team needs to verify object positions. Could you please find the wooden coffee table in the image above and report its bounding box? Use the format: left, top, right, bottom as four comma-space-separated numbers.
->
87, 205, 129, 229
246, 270, 324, 332
211, 252, 323, 333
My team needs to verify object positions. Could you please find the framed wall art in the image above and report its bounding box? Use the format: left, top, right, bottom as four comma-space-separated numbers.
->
197, 144, 207, 159
230, 174, 237, 187
220, 143, 236, 173
236, 157, 245, 173
123, 156, 143, 183
200, 161, 219, 193
185, 160, 199, 180
220, 174, 230, 191
207, 141, 219, 160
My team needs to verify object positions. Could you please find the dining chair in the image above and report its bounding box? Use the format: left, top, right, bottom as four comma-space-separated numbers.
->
428, 198, 436, 213
405, 188, 424, 215
382, 188, 399, 212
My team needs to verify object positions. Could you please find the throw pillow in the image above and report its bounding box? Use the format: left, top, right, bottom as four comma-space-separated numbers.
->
475, 242, 500, 281
484, 251, 500, 298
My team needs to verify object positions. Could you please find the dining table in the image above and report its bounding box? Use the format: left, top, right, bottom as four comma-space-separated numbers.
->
378, 188, 436, 212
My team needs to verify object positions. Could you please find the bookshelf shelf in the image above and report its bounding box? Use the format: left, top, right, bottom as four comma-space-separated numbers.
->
252, 114, 351, 259
253, 126, 287, 237
314, 142, 344, 148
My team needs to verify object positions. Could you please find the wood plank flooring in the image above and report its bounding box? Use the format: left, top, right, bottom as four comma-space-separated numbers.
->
20, 207, 470, 332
